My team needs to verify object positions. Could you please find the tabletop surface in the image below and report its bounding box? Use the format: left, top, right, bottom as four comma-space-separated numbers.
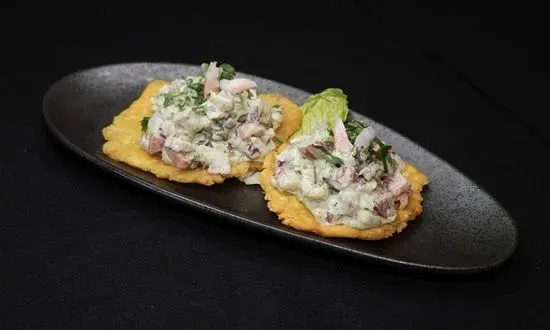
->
2, 3, 549, 329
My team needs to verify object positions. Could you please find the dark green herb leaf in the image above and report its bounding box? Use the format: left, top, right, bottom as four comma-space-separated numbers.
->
187, 82, 204, 94
372, 137, 392, 172
195, 93, 206, 105
314, 145, 343, 167
344, 119, 367, 143
219, 63, 236, 80
187, 81, 206, 104
141, 116, 150, 132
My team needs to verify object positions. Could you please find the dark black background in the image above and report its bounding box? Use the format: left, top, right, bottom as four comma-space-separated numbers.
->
2, 2, 549, 329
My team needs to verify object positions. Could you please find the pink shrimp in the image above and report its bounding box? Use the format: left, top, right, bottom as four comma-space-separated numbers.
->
333, 117, 352, 153
203, 63, 220, 97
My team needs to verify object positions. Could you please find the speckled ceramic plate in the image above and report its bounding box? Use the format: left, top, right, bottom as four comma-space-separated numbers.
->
42, 63, 518, 274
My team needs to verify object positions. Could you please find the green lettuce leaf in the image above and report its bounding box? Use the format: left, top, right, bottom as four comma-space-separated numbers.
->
293, 88, 349, 137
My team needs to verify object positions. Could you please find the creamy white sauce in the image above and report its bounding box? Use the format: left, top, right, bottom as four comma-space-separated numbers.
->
271, 127, 410, 230
140, 63, 284, 174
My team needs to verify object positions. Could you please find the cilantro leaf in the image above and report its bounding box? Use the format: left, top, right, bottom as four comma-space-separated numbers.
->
219, 63, 236, 80
187, 81, 206, 104
141, 116, 150, 132
372, 137, 393, 172
344, 119, 367, 143
163, 90, 179, 107
314, 145, 343, 167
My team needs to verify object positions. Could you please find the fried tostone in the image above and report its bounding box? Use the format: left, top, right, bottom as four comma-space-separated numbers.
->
102, 80, 302, 186
259, 144, 430, 240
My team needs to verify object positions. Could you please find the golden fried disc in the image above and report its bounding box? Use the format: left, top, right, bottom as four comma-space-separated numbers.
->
259, 144, 429, 240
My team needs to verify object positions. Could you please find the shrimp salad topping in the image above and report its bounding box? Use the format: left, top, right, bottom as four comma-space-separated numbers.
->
271, 116, 411, 229
140, 61, 283, 175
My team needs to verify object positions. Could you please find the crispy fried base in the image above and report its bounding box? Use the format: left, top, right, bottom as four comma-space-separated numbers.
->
259, 144, 430, 240
102, 80, 302, 186
259, 93, 303, 142
102, 80, 258, 186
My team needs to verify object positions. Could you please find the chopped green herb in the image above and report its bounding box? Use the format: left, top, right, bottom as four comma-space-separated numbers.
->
187, 82, 204, 94
314, 145, 343, 167
372, 137, 393, 172
141, 116, 150, 132
195, 93, 206, 105
186, 81, 206, 104
219, 63, 236, 80
344, 119, 367, 143
163, 90, 179, 107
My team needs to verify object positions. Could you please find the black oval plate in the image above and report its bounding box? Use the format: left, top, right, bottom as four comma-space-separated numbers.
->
42, 63, 518, 274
